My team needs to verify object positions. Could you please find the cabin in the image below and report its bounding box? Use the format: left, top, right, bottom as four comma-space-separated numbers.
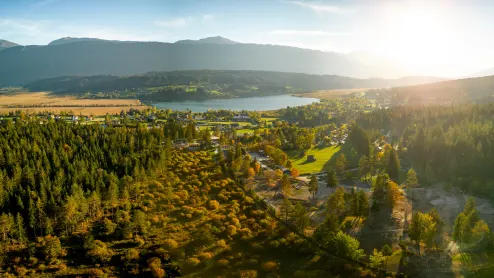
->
307, 155, 316, 162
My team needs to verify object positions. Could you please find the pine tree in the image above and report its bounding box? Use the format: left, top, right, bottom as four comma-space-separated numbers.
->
326, 167, 338, 193
309, 175, 318, 199
386, 148, 400, 181
280, 197, 294, 222
15, 213, 28, 244
406, 168, 418, 187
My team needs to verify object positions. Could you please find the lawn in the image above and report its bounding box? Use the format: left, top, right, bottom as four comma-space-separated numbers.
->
237, 128, 266, 135
288, 146, 340, 174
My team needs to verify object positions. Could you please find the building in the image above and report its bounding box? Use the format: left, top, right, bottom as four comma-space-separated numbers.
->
233, 114, 250, 120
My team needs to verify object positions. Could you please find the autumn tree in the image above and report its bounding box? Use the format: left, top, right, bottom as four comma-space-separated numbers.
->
309, 175, 318, 199
290, 168, 299, 178
409, 212, 435, 255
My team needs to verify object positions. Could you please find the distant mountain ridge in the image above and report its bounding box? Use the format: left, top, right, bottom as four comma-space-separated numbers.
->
0, 36, 437, 85
174, 36, 239, 44
26, 70, 447, 95
48, 37, 109, 46
0, 39, 19, 51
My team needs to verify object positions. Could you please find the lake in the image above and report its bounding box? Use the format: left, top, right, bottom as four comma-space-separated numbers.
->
151, 95, 319, 112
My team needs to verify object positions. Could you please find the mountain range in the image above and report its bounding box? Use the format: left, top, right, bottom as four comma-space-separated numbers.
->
0, 39, 19, 51
0, 36, 439, 86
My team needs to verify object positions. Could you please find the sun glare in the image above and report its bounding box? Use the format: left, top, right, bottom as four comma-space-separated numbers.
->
378, 1, 459, 75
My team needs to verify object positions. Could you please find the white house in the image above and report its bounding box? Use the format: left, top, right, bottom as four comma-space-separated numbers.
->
233, 114, 250, 120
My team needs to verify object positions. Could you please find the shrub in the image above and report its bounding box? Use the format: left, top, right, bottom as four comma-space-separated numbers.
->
208, 200, 221, 210
262, 261, 279, 272
237, 270, 258, 278
216, 239, 227, 248
186, 257, 201, 267
87, 268, 107, 278
87, 240, 114, 263
163, 239, 179, 250
217, 259, 229, 267
226, 225, 237, 236
125, 248, 140, 261
198, 252, 213, 260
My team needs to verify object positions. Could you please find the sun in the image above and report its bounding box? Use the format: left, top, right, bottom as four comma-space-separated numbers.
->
378, 1, 459, 75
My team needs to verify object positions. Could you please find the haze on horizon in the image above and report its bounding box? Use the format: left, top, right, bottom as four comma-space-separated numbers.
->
1, 0, 494, 78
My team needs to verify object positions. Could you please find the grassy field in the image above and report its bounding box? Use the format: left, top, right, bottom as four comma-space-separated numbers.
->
296, 88, 369, 100
288, 146, 341, 174
237, 128, 267, 135
0, 92, 147, 115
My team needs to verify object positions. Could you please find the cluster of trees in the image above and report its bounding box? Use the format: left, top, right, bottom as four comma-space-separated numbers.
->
279, 98, 369, 127
358, 104, 494, 198
452, 197, 490, 246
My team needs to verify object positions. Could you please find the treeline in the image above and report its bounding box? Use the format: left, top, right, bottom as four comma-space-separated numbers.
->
371, 74, 494, 103
357, 104, 494, 198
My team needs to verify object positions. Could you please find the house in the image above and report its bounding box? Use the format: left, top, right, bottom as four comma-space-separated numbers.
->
187, 142, 201, 151
233, 114, 250, 120
280, 167, 291, 175
72, 115, 79, 122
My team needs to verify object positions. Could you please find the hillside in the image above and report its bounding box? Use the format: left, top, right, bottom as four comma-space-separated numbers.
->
0, 36, 419, 86
174, 36, 238, 45
0, 39, 19, 51
25, 70, 446, 101
372, 74, 494, 103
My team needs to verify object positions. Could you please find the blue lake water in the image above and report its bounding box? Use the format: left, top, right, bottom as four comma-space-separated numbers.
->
151, 95, 319, 112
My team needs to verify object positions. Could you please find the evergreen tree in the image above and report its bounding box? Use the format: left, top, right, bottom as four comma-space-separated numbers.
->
326, 167, 338, 193
386, 148, 400, 181
280, 197, 294, 222
309, 175, 318, 199
15, 213, 28, 244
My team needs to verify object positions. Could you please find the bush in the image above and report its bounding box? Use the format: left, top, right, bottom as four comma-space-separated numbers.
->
198, 252, 213, 260
237, 270, 258, 278
216, 239, 227, 248
208, 200, 221, 210
86, 240, 114, 263
186, 257, 201, 267
262, 261, 279, 272
87, 268, 107, 278
217, 259, 230, 267
226, 225, 237, 236
124, 248, 140, 261
162, 239, 179, 250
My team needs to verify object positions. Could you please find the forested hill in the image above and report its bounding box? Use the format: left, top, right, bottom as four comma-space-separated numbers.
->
25, 70, 445, 100
373, 74, 494, 103
0, 36, 437, 85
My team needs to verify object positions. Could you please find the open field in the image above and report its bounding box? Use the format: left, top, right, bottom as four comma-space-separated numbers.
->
297, 88, 369, 100
0, 92, 147, 115
288, 146, 341, 174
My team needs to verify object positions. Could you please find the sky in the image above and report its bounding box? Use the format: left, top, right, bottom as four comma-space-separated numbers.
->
1, 0, 494, 77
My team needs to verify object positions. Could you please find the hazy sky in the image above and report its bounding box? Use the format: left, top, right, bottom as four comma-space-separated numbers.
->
1, 0, 494, 77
